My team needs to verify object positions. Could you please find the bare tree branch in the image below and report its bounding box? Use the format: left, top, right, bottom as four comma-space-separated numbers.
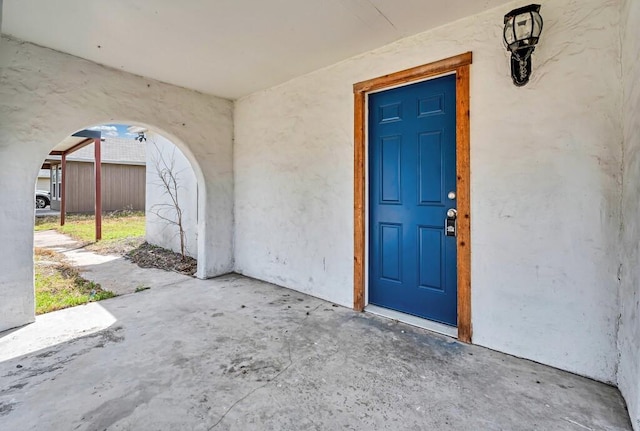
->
149, 140, 188, 259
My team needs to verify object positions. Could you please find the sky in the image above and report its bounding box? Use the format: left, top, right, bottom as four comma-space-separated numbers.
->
88, 124, 140, 139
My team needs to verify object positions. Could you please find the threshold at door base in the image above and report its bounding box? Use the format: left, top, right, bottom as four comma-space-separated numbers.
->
365, 305, 458, 338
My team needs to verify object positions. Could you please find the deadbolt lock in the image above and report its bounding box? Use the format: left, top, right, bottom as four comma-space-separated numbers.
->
445, 208, 457, 237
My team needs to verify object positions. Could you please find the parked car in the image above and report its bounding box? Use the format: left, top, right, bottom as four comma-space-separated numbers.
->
36, 190, 51, 209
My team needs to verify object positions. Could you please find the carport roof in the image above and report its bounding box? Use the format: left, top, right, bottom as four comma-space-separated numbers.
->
46, 134, 146, 166
48, 130, 102, 156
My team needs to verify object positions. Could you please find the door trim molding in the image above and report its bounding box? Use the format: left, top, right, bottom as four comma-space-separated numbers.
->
353, 52, 473, 343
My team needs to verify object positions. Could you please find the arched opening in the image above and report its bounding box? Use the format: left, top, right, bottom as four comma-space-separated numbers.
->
0, 39, 234, 333
30, 122, 207, 315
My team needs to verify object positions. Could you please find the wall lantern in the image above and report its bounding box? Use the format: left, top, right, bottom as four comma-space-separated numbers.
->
503, 4, 543, 86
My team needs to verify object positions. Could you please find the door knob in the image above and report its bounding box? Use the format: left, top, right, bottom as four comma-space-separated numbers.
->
446, 208, 457, 219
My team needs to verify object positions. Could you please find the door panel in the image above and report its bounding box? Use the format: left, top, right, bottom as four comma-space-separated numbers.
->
368, 74, 457, 326
380, 223, 402, 282
380, 136, 402, 203
418, 227, 443, 291
418, 132, 444, 204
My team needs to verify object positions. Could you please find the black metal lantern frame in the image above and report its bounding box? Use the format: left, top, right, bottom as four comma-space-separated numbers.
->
503, 4, 543, 86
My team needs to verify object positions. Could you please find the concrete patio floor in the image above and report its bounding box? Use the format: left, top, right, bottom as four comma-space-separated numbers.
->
0, 274, 631, 430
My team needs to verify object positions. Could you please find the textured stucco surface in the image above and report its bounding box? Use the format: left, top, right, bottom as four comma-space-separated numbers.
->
0, 36, 233, 332
146, 133, 198, 258
618, 0, 640, 428
234, 0, 623, 383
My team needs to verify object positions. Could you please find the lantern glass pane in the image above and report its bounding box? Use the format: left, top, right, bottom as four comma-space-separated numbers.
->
532, 13, 543, 38
514, 12, 533, 41
504, 16, 516, 44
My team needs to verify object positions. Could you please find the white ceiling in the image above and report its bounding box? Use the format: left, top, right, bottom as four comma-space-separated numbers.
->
2, 0, 512, 99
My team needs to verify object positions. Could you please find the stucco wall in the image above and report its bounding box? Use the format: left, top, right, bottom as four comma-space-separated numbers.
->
0, 36, 234, 332
618, 0, 640, 427
234, 0, 622, 383
146, 133, 198, 258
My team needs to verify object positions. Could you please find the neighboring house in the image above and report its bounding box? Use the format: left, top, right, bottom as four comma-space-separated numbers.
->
35, 169, 50, 192
47, 137, 146, 213
145, 133, 198, 258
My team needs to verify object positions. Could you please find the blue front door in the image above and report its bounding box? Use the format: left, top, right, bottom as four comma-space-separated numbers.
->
368, 74, 457, 326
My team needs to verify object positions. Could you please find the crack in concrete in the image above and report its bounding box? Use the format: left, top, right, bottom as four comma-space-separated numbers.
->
207, 302, 323, 430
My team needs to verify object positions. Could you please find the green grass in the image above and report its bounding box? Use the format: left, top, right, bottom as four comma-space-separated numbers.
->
34, 248, 115, 314
35, 211, 145, 242
33, 211, 142, 313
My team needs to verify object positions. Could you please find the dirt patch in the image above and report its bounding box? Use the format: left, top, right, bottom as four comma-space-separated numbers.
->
0, 402, 16, 416
126, 242, 197, 276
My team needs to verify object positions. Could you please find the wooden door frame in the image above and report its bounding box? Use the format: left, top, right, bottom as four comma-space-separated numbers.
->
353, 52, 473, 343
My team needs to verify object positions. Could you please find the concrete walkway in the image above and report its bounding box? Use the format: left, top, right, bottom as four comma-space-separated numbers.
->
0, 274, 632, 430
34, 230, 191, 296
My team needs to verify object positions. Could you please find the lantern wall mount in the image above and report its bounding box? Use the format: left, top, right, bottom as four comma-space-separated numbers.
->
503, 4, 543, 86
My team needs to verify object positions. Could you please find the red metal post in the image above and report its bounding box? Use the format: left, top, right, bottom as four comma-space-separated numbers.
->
94, 138, 102, 241
60, 156, 66, 226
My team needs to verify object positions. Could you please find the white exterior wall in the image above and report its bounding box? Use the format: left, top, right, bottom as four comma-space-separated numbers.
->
146, 133, 198, 258
618, 0, 640, 428
0, 36, 234, 332
234, 0, 623, 383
